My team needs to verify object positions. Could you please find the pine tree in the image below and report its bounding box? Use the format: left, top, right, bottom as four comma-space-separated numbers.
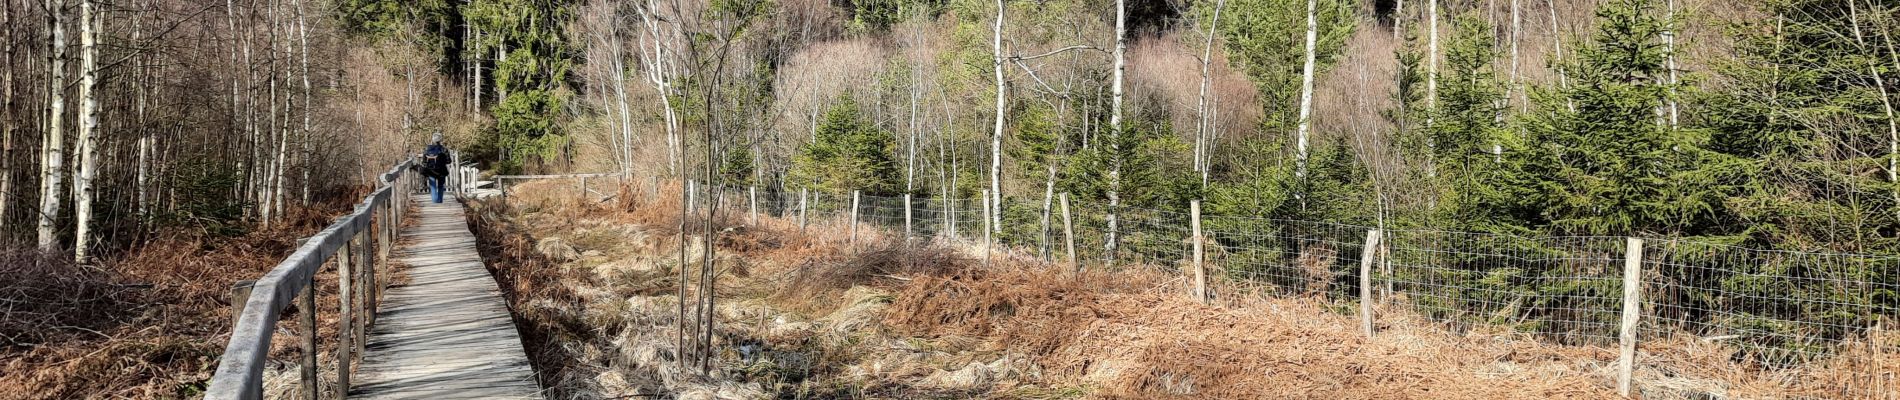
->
1518, 0, 1712, 236
789, 96, 901, 196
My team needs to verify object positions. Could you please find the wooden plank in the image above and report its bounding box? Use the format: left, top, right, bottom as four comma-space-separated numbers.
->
352, 195, 542, 399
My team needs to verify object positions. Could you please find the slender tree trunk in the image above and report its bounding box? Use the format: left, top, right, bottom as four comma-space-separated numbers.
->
73, 0, 97, 263
989, 0, 1006, 232
40, 0, 67, 251
1426, 0, 1439, 125
1106, 0, 1127, 267
608, 19, 636, 179
1195, 0, 1226, 188
1548, 0, 1573, 112
1, 0, 15, 227
1851, 0, 1900, 217
1295, 0, 1317, 178
1662, 0, 1679, 128
296, 0, 311, 204
1393, 0, 1404, 39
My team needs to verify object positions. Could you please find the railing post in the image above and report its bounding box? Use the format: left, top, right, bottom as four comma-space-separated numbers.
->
849, 190, 861, 248
229, 280, 255, 327
748, 186, 758, 225
1191, 200, 1206, 303
1359, 229, 1383, 337
1060, 193, 1076, 272
335, 240, 354, 398
903, 193, 913, 245
355, 231, 371, 357
299, 276, 318, 400
1619, 237, 1645, 397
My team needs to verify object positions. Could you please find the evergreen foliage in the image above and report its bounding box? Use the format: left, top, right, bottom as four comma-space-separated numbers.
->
789, 96, 903, 196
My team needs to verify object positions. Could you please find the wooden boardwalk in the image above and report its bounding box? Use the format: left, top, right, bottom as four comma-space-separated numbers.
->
350, 195, 542, 399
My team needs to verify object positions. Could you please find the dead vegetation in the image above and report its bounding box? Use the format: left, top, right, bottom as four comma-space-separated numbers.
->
0, 196, 369, 399
478, 178, 1896, 399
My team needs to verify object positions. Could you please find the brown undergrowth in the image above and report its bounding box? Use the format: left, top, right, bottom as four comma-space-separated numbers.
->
0, 190, 371, 399
481, 179, 1895, 399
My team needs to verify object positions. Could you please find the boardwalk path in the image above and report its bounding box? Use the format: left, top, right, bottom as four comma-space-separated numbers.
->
350, 195, 542, 399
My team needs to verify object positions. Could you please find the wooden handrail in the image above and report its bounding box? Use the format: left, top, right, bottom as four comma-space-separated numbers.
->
205, 156, 418, 399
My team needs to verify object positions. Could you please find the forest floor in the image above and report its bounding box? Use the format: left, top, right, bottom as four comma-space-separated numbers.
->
0, 189, 381, 399
475, 179, 1898, 400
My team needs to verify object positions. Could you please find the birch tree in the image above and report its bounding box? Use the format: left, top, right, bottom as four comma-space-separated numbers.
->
1295, 0, 1317, 178
39, 0, 67, 251
73, 0, 98, 262
1106, 0, 1126, 267
1, 0, 14, 227
1195, 0, 1226, 187
990, 0, 1006, 232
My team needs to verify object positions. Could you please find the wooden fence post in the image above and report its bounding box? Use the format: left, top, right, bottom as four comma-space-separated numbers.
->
1191, 200, 1206, 303
1619, 237, 1644, 397
903, 193, 913, 244
299, 276, 318, 400
849, 190, 861, 248
1359, 229, 1382, 337
798, 188, 809, 231
946, 195, 957, 240
580, 176, 589, 196
335, 241, 354, 398
982, 189, 992, 266
1060, 193, 1076, 272
748, 186, 758, 225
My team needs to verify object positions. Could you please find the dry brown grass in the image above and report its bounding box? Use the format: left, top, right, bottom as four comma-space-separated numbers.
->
493, 178, 1897, 399
0, 197, 367, 399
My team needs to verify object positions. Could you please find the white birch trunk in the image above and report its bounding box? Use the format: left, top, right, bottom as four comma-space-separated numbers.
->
1393, 0, 1405, 39
1195, 0, 1226, 186
296, 0, 311, 205
990, 0, 1006, 232
1548, 0, 1574, 112
1295, 0, 1317, 178
1, 0, 14, 226
39, 0, 67, 251
1426, 0, 1439, 126
1851, 0, 1900, 215
1662, 0, 1679, 128
609, 20, 636, 179
1107, 0, 1127, 267
74, 0, 98, 263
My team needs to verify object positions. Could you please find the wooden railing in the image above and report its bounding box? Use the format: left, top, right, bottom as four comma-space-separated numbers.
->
205, 157, 420, 399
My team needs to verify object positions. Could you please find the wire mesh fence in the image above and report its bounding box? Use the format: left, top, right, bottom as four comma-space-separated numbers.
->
661, 179, 1897, 368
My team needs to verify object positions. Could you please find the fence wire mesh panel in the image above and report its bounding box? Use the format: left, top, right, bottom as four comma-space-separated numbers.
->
631, 178, 1897, 368
1641, 239, 1900, 365
1202, 216, 1370, 302
1382, 232, 1626, 346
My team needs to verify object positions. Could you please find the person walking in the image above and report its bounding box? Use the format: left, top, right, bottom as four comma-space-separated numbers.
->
422, 142, 449, 203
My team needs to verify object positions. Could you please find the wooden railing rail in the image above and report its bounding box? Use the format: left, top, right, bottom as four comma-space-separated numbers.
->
205, 156, 420, 399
